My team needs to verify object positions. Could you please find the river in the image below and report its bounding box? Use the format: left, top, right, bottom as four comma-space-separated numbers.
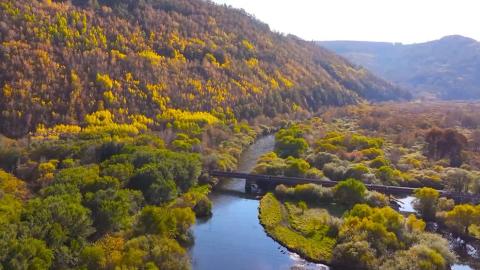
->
189, 135, 329, 270
189, 135, 478, 270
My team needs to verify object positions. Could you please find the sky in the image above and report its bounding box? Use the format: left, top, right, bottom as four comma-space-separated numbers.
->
211, 0, 479, 44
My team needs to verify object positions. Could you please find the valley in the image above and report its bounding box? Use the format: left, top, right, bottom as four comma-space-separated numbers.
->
0, 0, 479, 270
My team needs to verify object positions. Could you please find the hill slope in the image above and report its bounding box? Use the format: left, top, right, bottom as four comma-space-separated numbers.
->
319, 35, 480, 100
0, 0, 407, 137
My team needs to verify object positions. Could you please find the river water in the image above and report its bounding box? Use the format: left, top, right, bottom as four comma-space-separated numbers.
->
189, 135, 329, 270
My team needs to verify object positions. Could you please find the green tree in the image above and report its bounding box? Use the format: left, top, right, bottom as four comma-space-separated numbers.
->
274, 126, 308, 158
21, 195, 95, 268
130, 164, 178, 204
298, 201, 307, 214
284, 157, 310, 177
85, 188, 144, 233
79, 245, 105, 270
413, 187, 439, 221
123, 236, 189, 270
135, 206, 195, 240
3, 238, 53, 270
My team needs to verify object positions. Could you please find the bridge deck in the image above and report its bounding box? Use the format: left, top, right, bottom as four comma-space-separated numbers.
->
209, 171, 480, 202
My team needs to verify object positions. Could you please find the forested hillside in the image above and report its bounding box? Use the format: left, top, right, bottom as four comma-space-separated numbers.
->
0, 0, 408, 138
320, 35, 480, 100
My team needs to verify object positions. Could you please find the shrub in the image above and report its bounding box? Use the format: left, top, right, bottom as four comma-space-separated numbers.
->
360, 148, 384, 159
334, 179, 367, 207
274, 125, 309, 158
332, 240, 378, 270
323, 162, 347, 181
193, 196, 212, 218
364, 191, 389, 207
369, 156, 390, 168
413, 187, 439, 221
284, 157, 310, 177
306, 152, 339, 169
345, 164, 370, 180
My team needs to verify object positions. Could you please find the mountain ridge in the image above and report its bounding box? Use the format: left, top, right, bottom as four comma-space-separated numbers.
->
319, 35, 480, 100
0, 0, 408, 138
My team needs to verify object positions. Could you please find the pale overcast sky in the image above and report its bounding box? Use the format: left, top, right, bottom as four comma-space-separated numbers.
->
211, 0, 479, 44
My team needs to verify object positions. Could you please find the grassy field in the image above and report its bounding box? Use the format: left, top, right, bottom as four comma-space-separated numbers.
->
259, 193, 337, 263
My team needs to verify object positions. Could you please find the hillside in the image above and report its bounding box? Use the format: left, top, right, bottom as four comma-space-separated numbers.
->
319, 35, 480, 100
0, 0, 408, 138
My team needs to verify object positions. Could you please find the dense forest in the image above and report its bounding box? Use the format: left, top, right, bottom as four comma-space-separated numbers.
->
0, 0, 409, 138
0, 103, 270, 269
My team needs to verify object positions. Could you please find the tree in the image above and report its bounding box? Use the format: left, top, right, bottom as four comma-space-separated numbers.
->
284, 157, 310, 177
135, 206, 195, 240
471, 129, 480, 152
334, 179, 366, 207
3, 238, 53, 270
123, 236, 190, 270
444, 204, 480, 235
425, 128, 467, 167
85, 188, 143, 233
79, 245, 106, 270
413, 187, 439, 221
193, 196, 212, 218
129, 164, 178, 204
0, 169, 28, 199
332, 241, 378, 270
444, 168, 473, 193
274, 126, 308, 158
298, 201, 307, 214
21, 195, 95, 268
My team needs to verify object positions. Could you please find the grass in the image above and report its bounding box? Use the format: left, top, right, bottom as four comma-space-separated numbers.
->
259, 193, 283, 228
259, 193, 337, 263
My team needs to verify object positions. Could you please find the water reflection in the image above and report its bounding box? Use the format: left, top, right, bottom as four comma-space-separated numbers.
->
396, 195, 416, 213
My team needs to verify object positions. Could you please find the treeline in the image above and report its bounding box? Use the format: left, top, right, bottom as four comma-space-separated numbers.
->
0, 0, 408, 138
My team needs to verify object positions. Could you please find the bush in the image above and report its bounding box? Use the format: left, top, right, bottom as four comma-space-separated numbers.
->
364, 191, 389, 207
360, 148, 384, 159
369, 156, 390, 168
274, 184, 333, 204
413, 187, 439, 221
274, 125, 308, 158
284, 157, 310, 177
307, 152, 339, 169
332, 240, 378, 270
345, 164, 370, 180
322, 162, 347, 181
193, 196, 212, 218
334, 179, 367, 207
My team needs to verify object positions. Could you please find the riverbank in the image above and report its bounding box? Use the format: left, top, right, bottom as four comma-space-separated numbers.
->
190, 135, 330, 270
258, 193, 335, 265
259, 185, 462, 270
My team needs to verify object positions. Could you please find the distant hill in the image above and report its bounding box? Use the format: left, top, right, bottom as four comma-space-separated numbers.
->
319, 35, 480, 100
0, 0, 408, 138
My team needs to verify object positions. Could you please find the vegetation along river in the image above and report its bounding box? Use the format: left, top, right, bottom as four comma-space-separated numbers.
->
190, 135, 478, 270
189, 135, 329, 270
